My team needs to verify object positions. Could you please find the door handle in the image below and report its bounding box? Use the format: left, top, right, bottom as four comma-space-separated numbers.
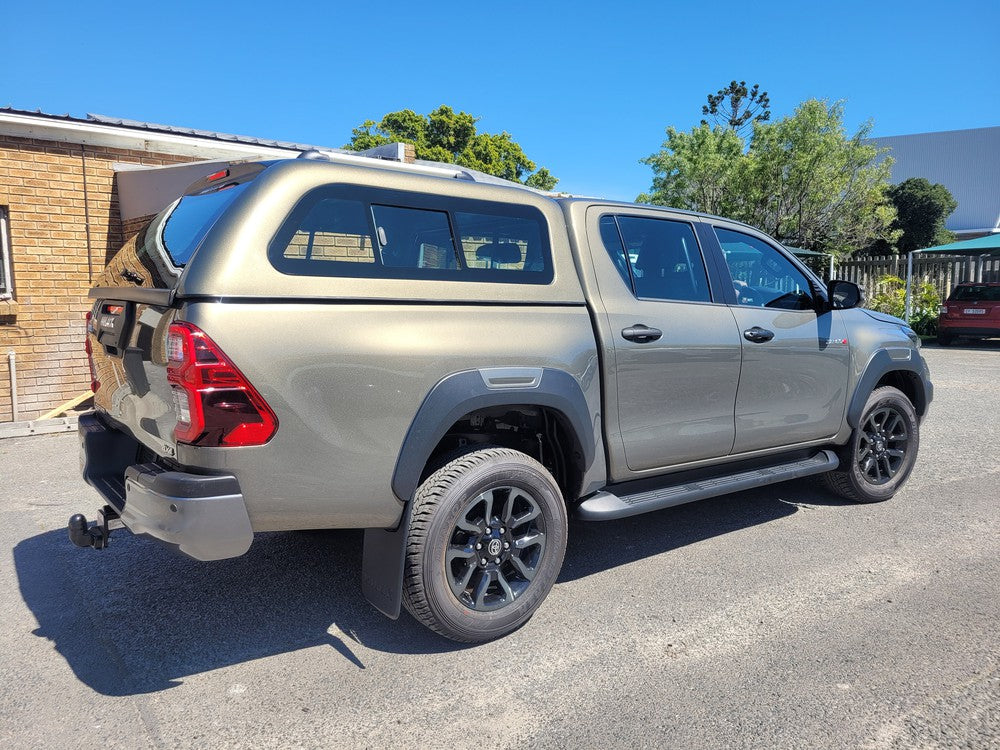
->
621, 324, 662, 343
743, 326, 775, 343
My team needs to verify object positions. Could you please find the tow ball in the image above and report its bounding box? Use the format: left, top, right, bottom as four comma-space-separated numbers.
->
68, 505, 122, 550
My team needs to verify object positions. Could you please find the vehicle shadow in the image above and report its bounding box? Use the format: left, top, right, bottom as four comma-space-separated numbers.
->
560, 479, 847, 582
14, 478, 847, 696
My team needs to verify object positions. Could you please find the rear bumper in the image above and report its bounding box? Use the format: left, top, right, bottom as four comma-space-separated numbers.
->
937, 320, 1000, 338
78, 413, 253, 561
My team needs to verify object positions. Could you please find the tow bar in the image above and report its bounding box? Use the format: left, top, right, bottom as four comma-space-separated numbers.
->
68, 505, 123, 550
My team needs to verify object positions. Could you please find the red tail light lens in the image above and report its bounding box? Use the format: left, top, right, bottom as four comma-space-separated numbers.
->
84, 311, 100, 393
166, 322, 277, 447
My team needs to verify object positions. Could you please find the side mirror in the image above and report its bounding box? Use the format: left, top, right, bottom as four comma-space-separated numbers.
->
827, 280, 862, 310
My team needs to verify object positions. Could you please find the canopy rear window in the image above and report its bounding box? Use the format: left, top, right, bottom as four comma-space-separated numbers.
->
137, 182, 251, 269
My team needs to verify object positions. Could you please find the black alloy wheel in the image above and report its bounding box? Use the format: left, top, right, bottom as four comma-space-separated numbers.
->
402, 447, 568, 642
855, 406, 910, 485
822, 385, 920, 503
447, 486, 546, 611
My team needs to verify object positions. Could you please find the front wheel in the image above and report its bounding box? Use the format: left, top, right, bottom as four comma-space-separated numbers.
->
402, 447, 568, 642
822, 386, 920, 503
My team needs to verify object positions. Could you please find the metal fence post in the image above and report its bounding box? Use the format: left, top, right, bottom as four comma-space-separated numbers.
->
904, 252, 914, 322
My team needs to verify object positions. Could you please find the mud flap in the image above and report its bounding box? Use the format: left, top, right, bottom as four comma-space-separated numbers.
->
361, 502, 412, 619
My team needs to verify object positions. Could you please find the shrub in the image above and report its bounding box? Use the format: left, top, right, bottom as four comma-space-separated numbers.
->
866, 274, 940, 335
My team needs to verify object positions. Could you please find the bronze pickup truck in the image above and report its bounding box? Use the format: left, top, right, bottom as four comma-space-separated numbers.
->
71, 151, 932, 641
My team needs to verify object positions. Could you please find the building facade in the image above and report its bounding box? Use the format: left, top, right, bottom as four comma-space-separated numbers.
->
0, 109, 314, 422
871, 126, 1000, 239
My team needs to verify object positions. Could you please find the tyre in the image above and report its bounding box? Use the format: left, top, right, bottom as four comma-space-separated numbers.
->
402, 447, 568, 642
937, 333, 954, 346
822, 386, 919, 503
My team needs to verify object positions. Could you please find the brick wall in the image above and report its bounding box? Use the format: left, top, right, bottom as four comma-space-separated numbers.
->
279, 231, 527, 269
0, 135, 196, 421
284, 231, 375, 263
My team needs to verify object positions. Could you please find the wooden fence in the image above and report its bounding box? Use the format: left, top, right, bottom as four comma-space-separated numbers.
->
833, 254, 1000, 301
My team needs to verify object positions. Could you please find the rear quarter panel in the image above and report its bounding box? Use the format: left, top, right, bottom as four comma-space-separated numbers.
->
178, 302, 600, 531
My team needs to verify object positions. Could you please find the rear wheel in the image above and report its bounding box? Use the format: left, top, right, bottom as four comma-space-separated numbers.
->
822, 386, 919, 503
937, 332, 954, 346
402, 447, 568, 642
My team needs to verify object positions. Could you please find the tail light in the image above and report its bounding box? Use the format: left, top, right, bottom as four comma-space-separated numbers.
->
166, 322, 277, 447
84, 311, 100, 393
938, 305, 949, 316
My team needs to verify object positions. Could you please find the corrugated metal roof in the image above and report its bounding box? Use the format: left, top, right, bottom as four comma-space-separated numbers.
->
0, 107, 529, 189
0, 106, 343, 154
870, 126, 1000, 235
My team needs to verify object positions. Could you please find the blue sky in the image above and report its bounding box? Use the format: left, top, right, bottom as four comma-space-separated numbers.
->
4, 1, 998, 200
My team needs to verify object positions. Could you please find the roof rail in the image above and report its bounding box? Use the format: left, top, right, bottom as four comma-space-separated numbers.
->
296, 146, 476, 181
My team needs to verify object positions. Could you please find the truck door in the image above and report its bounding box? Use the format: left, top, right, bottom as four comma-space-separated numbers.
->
584, 207, 743, 478
710, 226, 851, 453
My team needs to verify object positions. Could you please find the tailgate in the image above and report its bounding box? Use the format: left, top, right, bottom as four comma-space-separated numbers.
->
87, 162, 265, 459
88, 291, 179, 459
950, 300, 999, 320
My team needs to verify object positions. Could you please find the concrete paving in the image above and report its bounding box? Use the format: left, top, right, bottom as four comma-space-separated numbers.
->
0, 342, 997, 749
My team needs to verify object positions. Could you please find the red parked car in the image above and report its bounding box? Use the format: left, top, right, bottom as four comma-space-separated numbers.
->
937, 282, 1000, 345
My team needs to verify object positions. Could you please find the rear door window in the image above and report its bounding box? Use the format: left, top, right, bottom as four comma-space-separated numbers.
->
599, 215, 711, 302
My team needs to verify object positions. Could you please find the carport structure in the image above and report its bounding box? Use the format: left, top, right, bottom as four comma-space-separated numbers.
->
905, 234, 1000, 319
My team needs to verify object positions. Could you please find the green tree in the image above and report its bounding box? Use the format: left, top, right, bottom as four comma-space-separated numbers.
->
345, 106, 557, 191
887, 177, 957, 253
642, 99, 899, 259
637, 124, 746, 216
701, 80, 771, 138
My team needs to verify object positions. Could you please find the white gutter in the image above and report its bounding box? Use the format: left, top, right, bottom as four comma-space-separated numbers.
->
0, 111, 302, 161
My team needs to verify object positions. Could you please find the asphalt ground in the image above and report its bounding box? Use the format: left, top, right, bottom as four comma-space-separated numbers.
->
1, 342, 998, 750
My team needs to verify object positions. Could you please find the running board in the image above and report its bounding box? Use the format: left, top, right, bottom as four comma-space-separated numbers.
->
576, 450, 839, 521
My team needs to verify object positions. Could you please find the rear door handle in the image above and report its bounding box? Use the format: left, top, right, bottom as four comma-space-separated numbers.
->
743, 326, 775, 343
621, 325, 662, 343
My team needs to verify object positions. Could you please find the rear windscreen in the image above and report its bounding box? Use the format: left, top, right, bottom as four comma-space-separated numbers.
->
951, 285, 1000, 301
139, 182, 250, 268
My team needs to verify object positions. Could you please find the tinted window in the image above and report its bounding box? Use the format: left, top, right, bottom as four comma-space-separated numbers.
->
456, 212, 545, 274
615, 216, 711, 302
951, 285, 1000, 301
715, 227, 814, 310
372, 205, 457, 269
598, 215, 632, 289
155, 182, 251, 267
269, 185, 553, 283
282, 198, 375, 263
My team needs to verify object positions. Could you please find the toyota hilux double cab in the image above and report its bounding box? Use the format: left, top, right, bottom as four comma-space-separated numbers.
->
71, 150, 932, 642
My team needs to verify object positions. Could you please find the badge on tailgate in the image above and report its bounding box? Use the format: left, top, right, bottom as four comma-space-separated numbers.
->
95, 300, 133, 350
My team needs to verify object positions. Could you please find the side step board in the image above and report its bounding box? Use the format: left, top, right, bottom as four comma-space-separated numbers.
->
576, 450, 840, 521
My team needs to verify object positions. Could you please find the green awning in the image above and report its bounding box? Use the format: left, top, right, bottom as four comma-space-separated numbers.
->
915, 233, 1000, 255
